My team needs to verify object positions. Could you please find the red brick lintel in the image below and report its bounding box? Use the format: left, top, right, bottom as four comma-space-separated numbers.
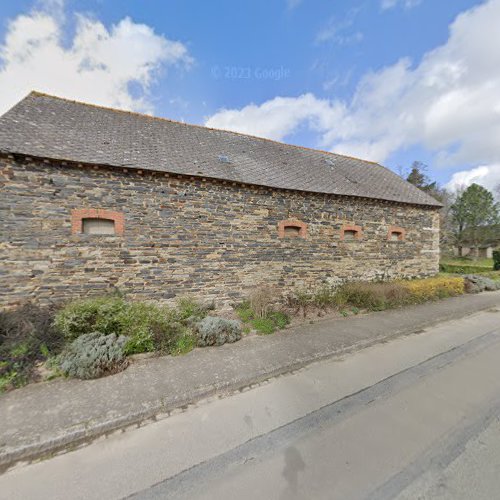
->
71, 208, 124, 235
340, 225, 363, 241
278, 219, 308, 239
388, 225, 406, 241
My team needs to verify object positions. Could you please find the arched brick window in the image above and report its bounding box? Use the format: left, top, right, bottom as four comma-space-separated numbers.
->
71, 209, 124, 236
388, 226, 405, 241
278, 220, 307, 239
340, 225, 362, 241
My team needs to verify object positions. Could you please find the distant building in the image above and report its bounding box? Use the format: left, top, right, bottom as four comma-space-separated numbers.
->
0, 92, 442, 308
454, 225, 500, 259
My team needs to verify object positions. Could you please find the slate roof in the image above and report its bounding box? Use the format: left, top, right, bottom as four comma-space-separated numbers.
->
0, 92, 441, 207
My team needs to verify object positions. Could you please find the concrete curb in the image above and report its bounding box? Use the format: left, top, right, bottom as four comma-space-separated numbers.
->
2, 293, 500, 472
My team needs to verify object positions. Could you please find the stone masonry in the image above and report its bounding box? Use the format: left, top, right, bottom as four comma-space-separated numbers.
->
0, 154, 440, 308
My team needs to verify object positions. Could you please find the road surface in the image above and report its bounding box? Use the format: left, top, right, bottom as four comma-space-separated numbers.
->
1, 307, 500, 499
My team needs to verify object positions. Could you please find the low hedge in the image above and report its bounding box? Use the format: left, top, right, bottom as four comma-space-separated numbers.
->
494, 250, 500, 271
439, 263, 492, 274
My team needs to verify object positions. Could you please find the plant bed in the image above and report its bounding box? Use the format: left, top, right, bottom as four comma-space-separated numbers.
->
0, 274, 490, 394
0, 294, 240, 393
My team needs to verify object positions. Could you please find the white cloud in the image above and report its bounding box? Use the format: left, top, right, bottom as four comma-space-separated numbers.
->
381, 0, 422, 10
206, 0, 500, 179
205, 94, 345, 141
0, 4, 192, 115
446, 165, 500, 192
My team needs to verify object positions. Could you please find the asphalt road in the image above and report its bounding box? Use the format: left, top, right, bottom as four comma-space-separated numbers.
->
1, 307, 500, 499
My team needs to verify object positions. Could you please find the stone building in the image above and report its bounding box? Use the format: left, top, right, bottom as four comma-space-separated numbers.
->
0, 92, 441, 308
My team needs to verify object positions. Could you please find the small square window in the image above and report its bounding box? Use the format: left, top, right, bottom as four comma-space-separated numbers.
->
278, 220, 307, 239
388, 227, 405, 241
284, 226, 301, 238
341, 226, 362, 241
82, 218, 116, 235
343, 230, 358, 240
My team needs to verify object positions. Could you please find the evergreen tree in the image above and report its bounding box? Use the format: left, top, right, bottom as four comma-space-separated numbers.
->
404, 161, 452, 251
406, 161, 438, 193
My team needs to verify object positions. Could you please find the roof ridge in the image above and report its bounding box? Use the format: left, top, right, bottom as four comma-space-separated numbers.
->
27, 91, 380, 166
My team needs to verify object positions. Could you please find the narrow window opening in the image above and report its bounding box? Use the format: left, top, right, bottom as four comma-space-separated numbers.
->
82, 218, 116, 235
343, 229, 358, 240
284, 226, 301, 238
278, 220, 307, 239
388, 227, 405, 241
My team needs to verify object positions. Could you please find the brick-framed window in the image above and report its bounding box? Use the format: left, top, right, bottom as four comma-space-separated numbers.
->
388, 226, 406, 242
71, 209, 124, 236
340, 225, 362, 241
278, 220, 308, 239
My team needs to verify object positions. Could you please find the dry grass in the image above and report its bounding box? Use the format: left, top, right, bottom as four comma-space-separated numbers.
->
286, 275, 466, 317
248, 285, 276, 319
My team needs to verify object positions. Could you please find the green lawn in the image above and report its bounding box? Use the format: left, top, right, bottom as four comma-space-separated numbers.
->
441, 256, 493, 269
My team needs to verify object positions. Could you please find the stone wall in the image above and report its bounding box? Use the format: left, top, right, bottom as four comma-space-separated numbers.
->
0, 155, 440, 308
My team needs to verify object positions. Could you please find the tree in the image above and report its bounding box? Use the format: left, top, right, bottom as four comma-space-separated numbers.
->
404, 161, 453, 252
450, 183, 500, 258
406, 161, 438, 193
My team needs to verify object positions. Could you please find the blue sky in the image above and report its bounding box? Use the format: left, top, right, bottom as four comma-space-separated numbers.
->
1, 0, 499, 192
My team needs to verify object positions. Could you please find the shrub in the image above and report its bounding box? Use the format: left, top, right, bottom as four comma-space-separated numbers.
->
120, 302, 178, 355
176, 297, 210, 323
285, 289, 313, 317
148, 318, 186, 355
311, 286, 338, 309
333, 277, 464, 312
401, 276, 464, 301
0, 302, 62, 391
58, 332, 128, 379
54, 296, 205, 356
53, 295, 127, 341
268, 311, 290, 329
494, 250, 500, 271
0, 369, 18, 393
196, 317, 242, 347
